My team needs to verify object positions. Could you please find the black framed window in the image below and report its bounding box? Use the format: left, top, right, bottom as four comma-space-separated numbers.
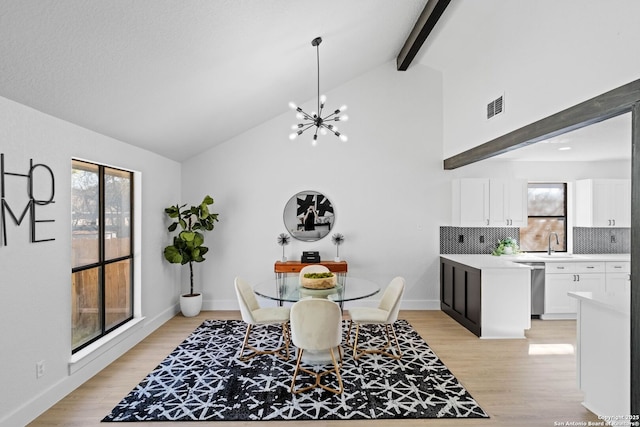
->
519, 183, 567, 253
71, 159, 134, 353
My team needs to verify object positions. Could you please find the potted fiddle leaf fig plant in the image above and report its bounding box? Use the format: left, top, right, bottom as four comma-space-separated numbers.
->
163, 195, 219, 317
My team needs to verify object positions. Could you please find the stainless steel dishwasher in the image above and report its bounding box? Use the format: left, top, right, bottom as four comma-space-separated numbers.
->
518, 262, 545, 318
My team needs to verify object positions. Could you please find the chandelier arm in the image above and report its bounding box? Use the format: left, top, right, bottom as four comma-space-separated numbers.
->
297, 108, 314, 120
298, 123, 317, 134
319, 123, 336, 134
323, 114, 344, 123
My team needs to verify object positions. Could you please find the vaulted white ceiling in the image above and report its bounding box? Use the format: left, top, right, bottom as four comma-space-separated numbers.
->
0, 0, 429, 161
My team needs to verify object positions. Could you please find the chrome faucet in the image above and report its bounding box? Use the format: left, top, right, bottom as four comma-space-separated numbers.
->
547, 232, 559, 255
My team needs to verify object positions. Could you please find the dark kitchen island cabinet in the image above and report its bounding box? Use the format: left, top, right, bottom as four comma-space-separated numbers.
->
440, 255, 531, 339
440, 257, 482, 336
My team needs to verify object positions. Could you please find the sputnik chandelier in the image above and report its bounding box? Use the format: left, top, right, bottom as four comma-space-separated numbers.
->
289, 36, 348, 145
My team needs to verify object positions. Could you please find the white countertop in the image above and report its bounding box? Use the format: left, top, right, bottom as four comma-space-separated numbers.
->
440, 254, 532, 270
440, 253, 630, 270
568, 291, 630, 316
503, 253, 630, 263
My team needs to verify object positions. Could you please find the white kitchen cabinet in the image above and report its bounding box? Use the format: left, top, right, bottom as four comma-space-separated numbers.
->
489, 179, 528, 227
575, 179, 630, 227
452, 179, 490, 226
545, 273, 578, 314
605, 261, 631, 300
452, 178, 527, 227
544, 262, 605, 317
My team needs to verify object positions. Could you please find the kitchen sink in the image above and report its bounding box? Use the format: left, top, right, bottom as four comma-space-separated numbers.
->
538, 253, 574, 258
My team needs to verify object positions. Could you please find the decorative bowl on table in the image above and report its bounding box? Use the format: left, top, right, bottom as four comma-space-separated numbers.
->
301, 272, 337, 289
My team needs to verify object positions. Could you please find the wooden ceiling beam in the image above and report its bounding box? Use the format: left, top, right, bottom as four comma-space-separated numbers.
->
396, 0, 451, 71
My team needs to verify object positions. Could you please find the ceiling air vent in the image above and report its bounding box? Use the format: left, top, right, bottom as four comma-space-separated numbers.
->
487, 94, 504, 119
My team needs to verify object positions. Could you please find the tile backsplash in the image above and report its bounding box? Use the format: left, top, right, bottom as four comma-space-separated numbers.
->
440, 226, 631, 254
573, 227, 630, 254
440, 226, 519, 254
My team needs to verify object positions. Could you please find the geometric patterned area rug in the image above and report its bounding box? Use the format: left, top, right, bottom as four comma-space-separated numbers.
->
102, 319, 489, 422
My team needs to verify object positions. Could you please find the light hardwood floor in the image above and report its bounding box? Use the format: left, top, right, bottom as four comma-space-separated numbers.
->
29, 310, 600, 426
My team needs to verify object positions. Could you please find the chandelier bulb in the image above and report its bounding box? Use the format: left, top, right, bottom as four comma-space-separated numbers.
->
320, 127, 327, 135
296, 112, 304, 120
340, 114, 349, 122
289, 132, 298, 140
340, 134, 348, 142
289, 101, 297, 110
339, 105, 348, 112
320, 94, 327, 104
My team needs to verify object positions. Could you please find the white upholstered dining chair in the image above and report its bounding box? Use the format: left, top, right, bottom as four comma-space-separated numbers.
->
234, 277, 291, 361
347, 276, 405, 360
289, 297, 344, 395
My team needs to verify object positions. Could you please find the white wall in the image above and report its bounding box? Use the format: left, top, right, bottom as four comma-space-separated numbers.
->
5, 1, 640, 423
181, 61, 447, 310
419, 0, 640, 159
0, 96, 182, 426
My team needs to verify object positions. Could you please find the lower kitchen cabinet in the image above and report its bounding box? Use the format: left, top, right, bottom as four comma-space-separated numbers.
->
440, 256, 530, 338
545, 274, 578, 314
605, 261, 631, 300
441, 258, 481, 336
544, 261, 605, 318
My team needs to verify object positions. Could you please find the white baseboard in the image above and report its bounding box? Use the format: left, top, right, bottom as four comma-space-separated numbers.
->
203, 298, 441, 311
1, 305, 178, 427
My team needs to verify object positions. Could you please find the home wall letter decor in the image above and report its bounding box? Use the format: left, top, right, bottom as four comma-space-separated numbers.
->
0, 153, 55, 246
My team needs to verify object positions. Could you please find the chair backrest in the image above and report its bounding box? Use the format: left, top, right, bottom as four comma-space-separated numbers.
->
234, 277, 260, 324
299, 265, 330, 283
290, 298, 342, 351
378, 276, 405, 323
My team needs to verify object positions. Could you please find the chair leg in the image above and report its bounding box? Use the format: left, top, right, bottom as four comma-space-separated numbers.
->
290, 349, 304, 393
353, 322, 402, 361
281, 322, 290, 360
290, 347, 343, 395
238, 324, 254, 362
238, 322, 291, 362
345, 319, 354, 345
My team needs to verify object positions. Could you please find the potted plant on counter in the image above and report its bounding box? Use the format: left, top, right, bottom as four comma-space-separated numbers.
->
163, 195, 219, 317
492, 237, 520, 256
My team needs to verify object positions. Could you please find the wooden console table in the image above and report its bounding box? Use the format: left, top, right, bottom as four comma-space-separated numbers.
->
274, 260, 348, 280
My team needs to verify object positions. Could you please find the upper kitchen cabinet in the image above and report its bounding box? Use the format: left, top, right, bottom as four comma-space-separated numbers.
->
575, 179, 630, 227
452, 179, 527, 227
489, 179, 528, 227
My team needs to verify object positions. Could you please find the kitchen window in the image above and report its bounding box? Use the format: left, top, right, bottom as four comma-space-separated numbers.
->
519, 183, 567, 253
71, 159, 134, 353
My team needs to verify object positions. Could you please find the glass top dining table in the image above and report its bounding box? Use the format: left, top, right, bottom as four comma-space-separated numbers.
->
254, 275, 380, 305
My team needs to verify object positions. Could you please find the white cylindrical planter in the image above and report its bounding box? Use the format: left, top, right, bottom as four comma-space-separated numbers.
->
180, 293, 203, 317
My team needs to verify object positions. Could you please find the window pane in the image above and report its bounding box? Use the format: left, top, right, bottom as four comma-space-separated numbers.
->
104, 167, 131, 260
72, 267, 102, 348
527, 183, 565, 216
520, 218, 567, 252
71, 160, 99, 268
72, 160, 134, 353
105, 260, 132, 330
